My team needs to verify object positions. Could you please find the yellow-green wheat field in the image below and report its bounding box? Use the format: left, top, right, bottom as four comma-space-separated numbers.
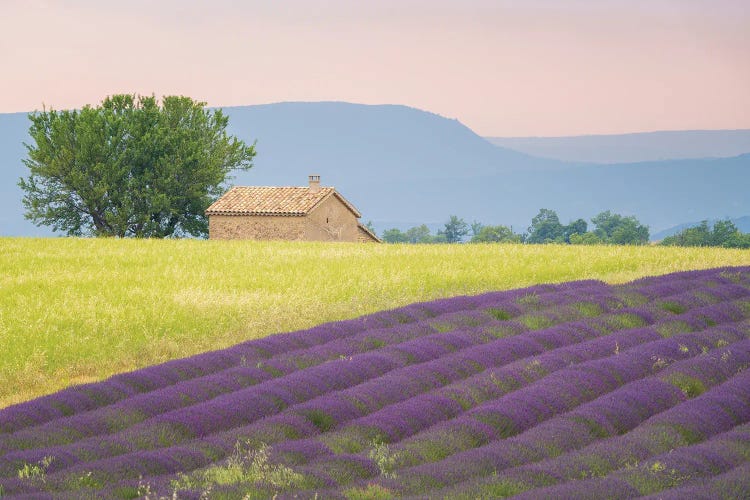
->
1, 237, 749, 408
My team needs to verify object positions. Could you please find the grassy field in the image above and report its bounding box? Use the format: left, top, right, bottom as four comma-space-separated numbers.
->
1, 237, 749, 408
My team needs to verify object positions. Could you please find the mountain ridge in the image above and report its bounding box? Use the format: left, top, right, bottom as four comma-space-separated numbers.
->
487, 129, 750, 164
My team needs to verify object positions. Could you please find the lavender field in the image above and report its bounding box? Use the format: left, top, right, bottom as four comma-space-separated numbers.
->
2, 267, 750, 499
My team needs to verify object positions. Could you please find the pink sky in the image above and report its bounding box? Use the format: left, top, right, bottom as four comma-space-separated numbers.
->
2, 0, 748, 136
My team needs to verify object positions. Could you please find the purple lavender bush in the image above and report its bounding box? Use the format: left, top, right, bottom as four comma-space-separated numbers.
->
0, 266, 748, 499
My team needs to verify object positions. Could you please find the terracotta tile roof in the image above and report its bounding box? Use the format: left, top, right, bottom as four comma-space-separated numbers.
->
206, 186, 362, 217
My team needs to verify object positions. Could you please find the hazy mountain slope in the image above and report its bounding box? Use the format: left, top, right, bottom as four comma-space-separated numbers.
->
1, 103, 749, 237
352, 154, 750, 233
0, 113, 54, 236
487, 129, 750, 164
224, 101, 564, 184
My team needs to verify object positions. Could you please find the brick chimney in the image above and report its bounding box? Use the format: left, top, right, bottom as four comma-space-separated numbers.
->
308, 175, 321, 193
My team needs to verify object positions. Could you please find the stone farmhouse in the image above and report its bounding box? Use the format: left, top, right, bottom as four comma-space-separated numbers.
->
206, 175, 381, 242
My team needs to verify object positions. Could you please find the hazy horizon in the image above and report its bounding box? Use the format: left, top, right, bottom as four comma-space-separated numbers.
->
2, 0, 748, 137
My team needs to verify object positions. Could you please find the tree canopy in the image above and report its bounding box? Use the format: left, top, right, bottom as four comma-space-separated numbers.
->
441, 215, 469, 243
527, 209, 648, 245
470, 224, 521, 243
526, 208, 563, 243
381, 223, 446, 244
591, 210, 649, 245
660, 220, 750, 248
19, 94, 256, 237
406, 224, 434, 244
526, 210, 589, 244
381, 228, 410, 243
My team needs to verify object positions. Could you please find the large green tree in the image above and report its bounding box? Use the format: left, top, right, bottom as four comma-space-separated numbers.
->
19, 94, 255, 237
441, 215, 470, 243
527, 208, 563, 243
591, 211, 649, 245
471, 224, 521, 243
406, 224, 433, 244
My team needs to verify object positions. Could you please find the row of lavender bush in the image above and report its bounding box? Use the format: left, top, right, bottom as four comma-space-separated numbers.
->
0, 267, 748, 498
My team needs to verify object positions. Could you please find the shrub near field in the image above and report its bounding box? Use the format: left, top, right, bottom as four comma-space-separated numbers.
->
1, 237, 749, 408
0, 267, 749, 498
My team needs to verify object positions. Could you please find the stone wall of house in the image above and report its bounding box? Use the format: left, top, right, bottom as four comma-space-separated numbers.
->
357, 225, 379, 243
304, 195, 360, 241
208, 214, 305, 240
207, 193, 380, 242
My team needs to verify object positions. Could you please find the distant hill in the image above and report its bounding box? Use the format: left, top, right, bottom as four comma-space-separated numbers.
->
0, 112, 54, 236
652, 216, 750, 241
487, 130, 750, 164
2, 102, 750, 237
223, 101, 565, 182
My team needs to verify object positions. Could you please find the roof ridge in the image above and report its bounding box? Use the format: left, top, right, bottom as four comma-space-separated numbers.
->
205, 185, 347, 217
225, 185, 335, 189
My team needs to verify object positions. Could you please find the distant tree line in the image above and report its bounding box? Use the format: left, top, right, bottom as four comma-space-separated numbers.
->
660, 220, 750, 249
381, 209, 650, 245
526, 209, 649, 245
